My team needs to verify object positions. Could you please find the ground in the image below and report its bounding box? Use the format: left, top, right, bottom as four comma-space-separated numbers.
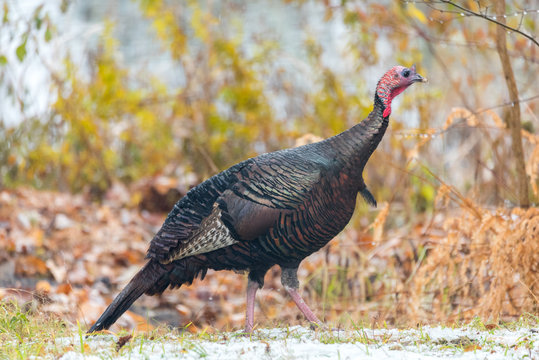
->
55, 325, 539, 359
1, 187, 538, 360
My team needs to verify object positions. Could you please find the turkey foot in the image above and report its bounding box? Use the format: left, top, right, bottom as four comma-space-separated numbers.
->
284, 286, 322, 325
281, 267, 325, 329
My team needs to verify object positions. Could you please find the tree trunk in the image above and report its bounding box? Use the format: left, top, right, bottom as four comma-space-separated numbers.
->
494, 0, 529, 207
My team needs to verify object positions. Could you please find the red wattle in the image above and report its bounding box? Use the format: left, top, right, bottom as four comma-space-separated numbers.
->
383, 107, 391, 118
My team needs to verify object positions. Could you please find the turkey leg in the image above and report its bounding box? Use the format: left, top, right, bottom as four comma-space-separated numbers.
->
244, 278, 259, 333
281, 267, 323, 326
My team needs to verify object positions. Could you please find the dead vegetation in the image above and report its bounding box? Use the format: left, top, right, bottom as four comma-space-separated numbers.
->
0, 108, 537, 332
410, 196, 539, 323
0, 2, 537, 348
0, 182, 536, 332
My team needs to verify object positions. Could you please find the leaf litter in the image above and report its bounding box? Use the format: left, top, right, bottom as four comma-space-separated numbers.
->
0, 180, 538, 332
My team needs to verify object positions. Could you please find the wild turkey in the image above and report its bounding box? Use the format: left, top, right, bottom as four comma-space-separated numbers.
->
88, 65, 426, 333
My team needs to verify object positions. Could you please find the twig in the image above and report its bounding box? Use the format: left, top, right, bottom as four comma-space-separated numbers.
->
427, 0, 539, 47
493, 0, 529, 207
389, 95, 539, 142
421, 164, 484, 220
517, 277, 539, 304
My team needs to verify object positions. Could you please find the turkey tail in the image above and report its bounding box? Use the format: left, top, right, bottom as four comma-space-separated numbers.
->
87, 260, 167, 333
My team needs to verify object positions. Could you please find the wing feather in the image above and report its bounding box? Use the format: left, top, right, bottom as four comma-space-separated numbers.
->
147, 149, 326, 263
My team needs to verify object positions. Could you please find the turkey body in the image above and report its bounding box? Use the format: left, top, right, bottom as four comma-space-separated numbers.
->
88, 65, 426, 333
147, 138, 362, 294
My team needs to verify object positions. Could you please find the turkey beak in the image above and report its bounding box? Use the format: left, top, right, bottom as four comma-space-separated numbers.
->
410, 64, 427, 83
413, 73, 428, 83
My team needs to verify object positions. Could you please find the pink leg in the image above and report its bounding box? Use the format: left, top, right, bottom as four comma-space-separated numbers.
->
244, 279, 259, 333
284, 286, 322, 325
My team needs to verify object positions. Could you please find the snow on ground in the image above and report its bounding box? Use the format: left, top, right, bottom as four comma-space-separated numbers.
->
58, 325, 538, 360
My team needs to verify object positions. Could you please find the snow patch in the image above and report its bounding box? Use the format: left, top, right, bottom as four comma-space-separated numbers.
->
57, 326, 539, 360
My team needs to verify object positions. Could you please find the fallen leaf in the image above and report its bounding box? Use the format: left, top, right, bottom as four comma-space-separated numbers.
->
35, 280, 51, 294
116, 334, 133, 351
464, 344, 482, 352
126, 310, 154, 332
54, 213, 75, 230
260, 340, 271, 353
15, 255, 48, 276
186, 323, 199, 334
56, 283, 72, 295
46, 259, 67, 282
116, 249, 144, 265
175, 304, 191, 317
30, 228, 44, 247
136, 322, 154, 332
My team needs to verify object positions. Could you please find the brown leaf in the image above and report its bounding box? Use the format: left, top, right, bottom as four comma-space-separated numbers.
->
136, 322, 154, 332
56, 283, 72, 295
464, 344, 482, 352
35, 280, 51, 294
116, 249, 144, 266
175, 304, 191, 317
186, 323, 199, 334
116, 334, 132, 352
260, 340, 271, 353
357, 233, 375, 251
15, 255, 48, 276
46, 259, 67, 282
30, 228, 44, 247
125, 310, 154, 332
134, 176, 185, 212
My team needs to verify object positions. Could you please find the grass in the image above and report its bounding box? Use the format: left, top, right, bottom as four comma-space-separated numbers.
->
0, 301, 70, 359
0, 300, 537, 359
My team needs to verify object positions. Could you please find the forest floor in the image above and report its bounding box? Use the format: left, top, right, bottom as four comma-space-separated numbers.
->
1, 187, 538, 359
16, 325, 539, 359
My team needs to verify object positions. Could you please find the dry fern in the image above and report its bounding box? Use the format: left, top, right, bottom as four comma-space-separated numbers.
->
409, 194, 539, 323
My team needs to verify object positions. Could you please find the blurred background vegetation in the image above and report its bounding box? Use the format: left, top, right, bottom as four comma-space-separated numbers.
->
1, 0, 536, 207
0, 0, 537, 330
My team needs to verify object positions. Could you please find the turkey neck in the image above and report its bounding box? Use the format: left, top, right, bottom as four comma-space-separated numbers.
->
325, 93, 388, 184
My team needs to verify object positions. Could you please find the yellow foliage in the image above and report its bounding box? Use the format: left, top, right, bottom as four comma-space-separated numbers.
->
21, 23, 178, 194
1, 0, 535, 214
407, 3, 427, 24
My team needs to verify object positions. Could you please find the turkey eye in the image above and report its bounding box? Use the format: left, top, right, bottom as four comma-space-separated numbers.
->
403, 69, 410, 78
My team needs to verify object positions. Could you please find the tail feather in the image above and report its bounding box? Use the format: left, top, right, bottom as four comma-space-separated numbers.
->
87, 260, 166, 333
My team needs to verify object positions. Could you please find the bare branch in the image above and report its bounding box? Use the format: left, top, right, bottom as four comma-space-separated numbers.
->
493, 0, 529, 207
428, 0, 539, 47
